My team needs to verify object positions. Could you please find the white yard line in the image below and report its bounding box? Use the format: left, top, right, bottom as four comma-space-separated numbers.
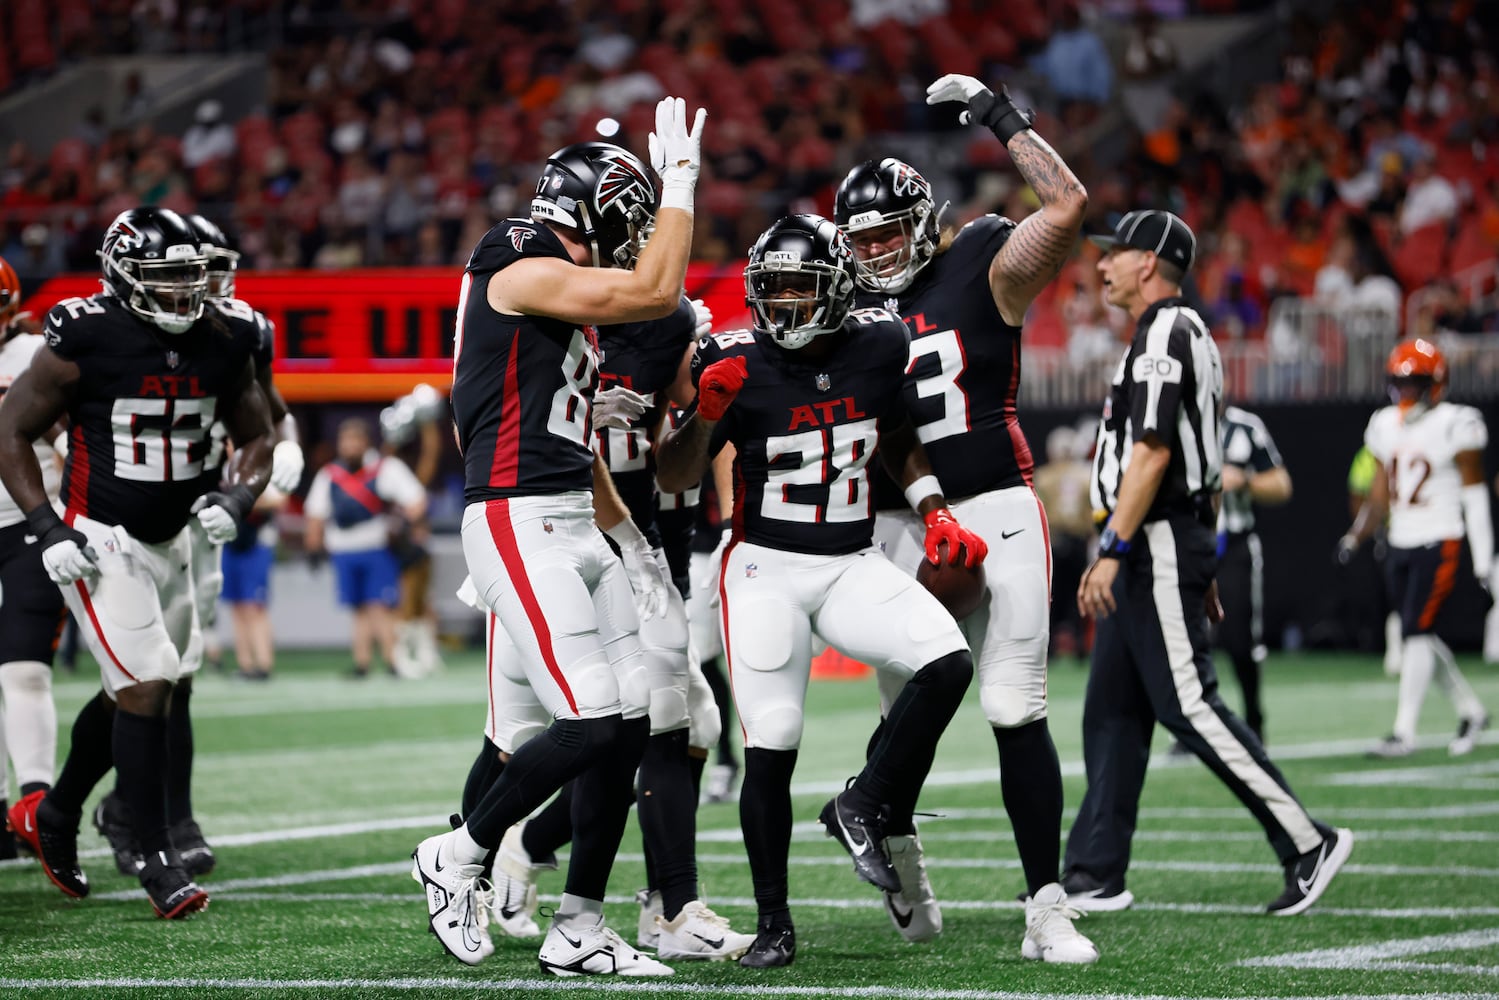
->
1241, 928, 1499, 976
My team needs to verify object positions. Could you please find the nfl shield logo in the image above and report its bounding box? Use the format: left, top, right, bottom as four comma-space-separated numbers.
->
166, 350, 180, 369
542, 518, 554, 534
815, 373, 831, 392
745, 563, 758, 578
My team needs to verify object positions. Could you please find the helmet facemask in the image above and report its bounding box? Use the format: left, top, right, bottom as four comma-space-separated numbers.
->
102, 245, 209, 334
746, 260, 854, 351
842, 200, 939, 294
202, 244, 240, 299
1388, 374, 1438, 418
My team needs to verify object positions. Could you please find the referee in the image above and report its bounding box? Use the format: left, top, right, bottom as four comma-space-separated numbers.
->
1061, 210, 1352, 918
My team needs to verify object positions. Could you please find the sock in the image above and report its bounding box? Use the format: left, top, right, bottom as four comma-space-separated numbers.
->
47, 691, 116, 817
113, 708, 171, 856
448, 824, 488, 867
700, 655, 736, 765
1432, 636, 1487, 720
166, 681, 194, 824
564, 715, 648, 901
556, 891, 605, 928
1232, 656, 1264, 738
523, 781, 575, 860
1394, 634, 1437, 742
464, 715, 618, 850
740, 747, 797, 929
853, 651, 972, 818
0, 661, 56, 792
689, 750, 707, 800
637, 728, 699, 920
994, 719, 1064, 895
460, 737, 506, 819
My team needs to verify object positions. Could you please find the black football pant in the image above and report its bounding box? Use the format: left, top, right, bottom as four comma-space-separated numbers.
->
1064, 516, 1328, 892
1214, 531, 1265, 740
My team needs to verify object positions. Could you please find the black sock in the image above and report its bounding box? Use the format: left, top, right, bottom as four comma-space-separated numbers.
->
166, 682, 194, 824
523, 781, 575, 860
20, 781, 51, 797
565, 715, 648, 900
114, 708, 171, 857
994, 719, 1064, 895
47, 691, 117, 817
637, 728, 699, 919
1234, 657, 1264, 739
461, 737, 506, 819
464, 715, 618, 850
689, 752, 707, 800
740, 747, 797, 929
701, 655, 737, 766
853, 651, 972, 821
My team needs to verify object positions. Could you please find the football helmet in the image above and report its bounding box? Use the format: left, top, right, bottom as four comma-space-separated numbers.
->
185, 213, 240, 300
0, 254, 20, 338
1386, 337, 1448, 415
745, 214, 857, 351
98, 206, 208, 334
834, 158, 943, 294
531, 142, 657, 269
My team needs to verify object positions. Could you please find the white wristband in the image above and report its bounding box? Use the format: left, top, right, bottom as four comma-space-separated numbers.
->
905, 475, 943, 512
659, 183, 695, 214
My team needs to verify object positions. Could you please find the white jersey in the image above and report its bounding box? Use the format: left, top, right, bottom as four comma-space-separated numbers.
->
304, 451, 426, 553
0, 334, 63, 528
1364, 401, 1486, 548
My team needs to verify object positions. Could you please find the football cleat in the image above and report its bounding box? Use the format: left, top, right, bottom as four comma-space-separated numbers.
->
7, 791, 89, 898
1450, 714, 1490, 757
1022, 883, 1100, 964
705, 761, 739, 804
170, 817, 216, 878
1368, 734, 1415, 759
636, 888, 663, 949
819, 786, 900, 893
1267, 827, 1354, 916
1061, 870, 1134, 912
491, 822, 553, 938
92, 792, 145, 876
139, 850, 209, 919
738, 926, 796, 968
410, 833, 495, 964
654, 900, 757, 961
883, 831, 941, 942
538, 914, 674, 977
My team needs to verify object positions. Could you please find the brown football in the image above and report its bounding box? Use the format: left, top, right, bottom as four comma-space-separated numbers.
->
916, 541, 988, 620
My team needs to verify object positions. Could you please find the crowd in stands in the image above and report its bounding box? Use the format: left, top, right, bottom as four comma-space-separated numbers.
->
2, 0, 1496, 352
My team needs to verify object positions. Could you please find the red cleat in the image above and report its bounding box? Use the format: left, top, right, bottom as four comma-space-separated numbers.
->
6, 790, 90, 898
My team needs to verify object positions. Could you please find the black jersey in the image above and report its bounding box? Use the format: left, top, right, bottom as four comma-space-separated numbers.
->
453, 220, 600, 503
43, 293, 260, 544
594, 296, 696, 539
199, 297, 276, 481
856, 215, 1032, 507
691, 308, 910, 556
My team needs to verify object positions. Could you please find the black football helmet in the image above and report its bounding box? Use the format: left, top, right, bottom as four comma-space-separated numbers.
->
531, 142, 657, 269
745, 214, 857, 351
834, 158, 943, 294
98, 206, 208, 334
185, 213, 240, 300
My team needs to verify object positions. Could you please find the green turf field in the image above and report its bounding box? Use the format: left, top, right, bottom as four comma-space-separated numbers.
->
2, 650, 1497, 999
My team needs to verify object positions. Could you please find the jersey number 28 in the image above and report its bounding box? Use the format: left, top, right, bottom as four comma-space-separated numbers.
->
761, 418, 878, 524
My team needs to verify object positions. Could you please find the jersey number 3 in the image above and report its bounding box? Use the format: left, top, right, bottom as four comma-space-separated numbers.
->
907, 329, 971, 443
111, 398, 216, 482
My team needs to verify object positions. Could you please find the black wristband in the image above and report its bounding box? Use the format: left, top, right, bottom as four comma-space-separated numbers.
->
220, 485, 257, 521
969, 85, 1035, 146
25, 503, 64, 538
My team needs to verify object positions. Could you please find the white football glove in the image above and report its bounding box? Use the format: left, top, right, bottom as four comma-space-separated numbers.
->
25, 506, 97, 586
191, 488, 254, 545
702, 531, 729, 611
455, 574, 488, 613
690, 297, 713, 339
649, 96, 707, 209
592, 385, 652, 432
270, 440, 305, 493
605, 519, 669, 622
925, 73, 993, 121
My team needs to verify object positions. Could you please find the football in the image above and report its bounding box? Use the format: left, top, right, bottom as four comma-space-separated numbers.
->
916, 542, 988, 620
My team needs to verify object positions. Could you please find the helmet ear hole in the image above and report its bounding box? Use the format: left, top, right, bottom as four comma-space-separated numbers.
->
531, 142, 658, 269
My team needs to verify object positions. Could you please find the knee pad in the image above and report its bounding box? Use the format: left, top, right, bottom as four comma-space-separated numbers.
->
0, 660, 51, 696
687, 662, 721, 750
552, 714, 622, 759
977, 635, 1048, 727
914, 649, 973, 699
743, 701, 805, 752
648, 682, 690, 736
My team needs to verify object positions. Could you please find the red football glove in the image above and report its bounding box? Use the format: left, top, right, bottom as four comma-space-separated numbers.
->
697, 355, 748, 421
923, 508, 988, 567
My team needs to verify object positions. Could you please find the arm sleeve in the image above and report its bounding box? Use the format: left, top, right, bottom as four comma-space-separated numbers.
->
304, 470, 332, 519
1248, 419, 1283, 473
1127, 323, 1189, 447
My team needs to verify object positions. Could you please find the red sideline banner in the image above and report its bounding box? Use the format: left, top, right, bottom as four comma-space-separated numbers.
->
22, 263, 753, 402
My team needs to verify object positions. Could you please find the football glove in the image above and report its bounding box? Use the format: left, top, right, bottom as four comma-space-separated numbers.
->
592, 385, 652, 432
696, 355, 748, 422
690, 297, 714, 339
25, 504, 97, 586
270, 440, 305, 494
455, 574, 488, 613
922, 508, 988, 568
649, 96, 707, 209
191, 486, 255, 545
606, 519, 669, 622
1334, 534, 1359, 566
925, 74, 1034, 145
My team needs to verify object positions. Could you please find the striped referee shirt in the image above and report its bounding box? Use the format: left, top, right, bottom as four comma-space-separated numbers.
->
1219, 406, 1284, 536
1091, 297, 1224, 521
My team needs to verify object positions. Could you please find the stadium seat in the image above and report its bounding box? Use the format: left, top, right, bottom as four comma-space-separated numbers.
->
1449, 217, 1497, 278
1391, 222, 1449, 290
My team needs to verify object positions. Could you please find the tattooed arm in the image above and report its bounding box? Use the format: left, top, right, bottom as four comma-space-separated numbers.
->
988, 129, 1088, 326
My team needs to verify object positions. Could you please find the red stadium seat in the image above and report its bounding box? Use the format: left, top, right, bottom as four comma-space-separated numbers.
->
1391, 222, 1450, 290
1449, 217, 1497, 278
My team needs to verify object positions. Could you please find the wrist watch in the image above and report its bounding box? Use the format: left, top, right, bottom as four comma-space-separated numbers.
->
1098, 527, 1131, 559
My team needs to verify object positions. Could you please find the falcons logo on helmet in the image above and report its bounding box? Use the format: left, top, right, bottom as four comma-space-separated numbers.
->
883, 158, 931, 199
595, 152, 654, 218
103, 222, 144, 259
507, 226, 536, 253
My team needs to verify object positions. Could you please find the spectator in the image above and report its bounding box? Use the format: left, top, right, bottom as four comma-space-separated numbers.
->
1033, 426, 1094, 659
1398, 147, 1457, 236
1030, 4, 1113, 115
1119, 9, 1178, 133
182, 100, 236, 169
221, 488, 288, 681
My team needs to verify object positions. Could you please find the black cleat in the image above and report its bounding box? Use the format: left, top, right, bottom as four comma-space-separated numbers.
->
739, 926, 796, 968
1060, 869, 1135, 911
818, 786, 900, 894
139, 851, 209, 919
0, 800, 14, 861
1267, 827, 1354, 916
170, 817, 216, 878
93, 792, 144, 876
8, 791, 89, 898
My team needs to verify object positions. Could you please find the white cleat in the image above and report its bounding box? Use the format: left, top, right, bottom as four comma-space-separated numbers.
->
636, 888, 663, 949
539, 914, 675, 977
883, 832, 942, 942
654, 900, 757, 961
1450, 715, 1490, 756
410, 833, 494, 966
491, 821, 554, 938
1369, 734, 1415, 758
1022, 882, 1100, 964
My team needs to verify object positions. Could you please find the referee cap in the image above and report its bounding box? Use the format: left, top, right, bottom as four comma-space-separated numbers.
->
1088, 210, 1196, 273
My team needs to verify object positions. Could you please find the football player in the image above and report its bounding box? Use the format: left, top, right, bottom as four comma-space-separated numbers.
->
654, 213, 986, 968
1340, 338, 1491, 756
0, 206, 275, 918
833, 73, 1095, 962
0, 255, 67, 861
91, 212, 304, 879
411, 97, 702, 976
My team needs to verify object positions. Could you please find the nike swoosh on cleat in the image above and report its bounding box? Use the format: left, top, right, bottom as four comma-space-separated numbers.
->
24, 814, 34, 834
557, 928, 583, 948
887, 897, 914, 928
500, 905, 523, 920
836, 811, 869, 856
1297, 844, 1329, 895
691, 933, 726, 949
